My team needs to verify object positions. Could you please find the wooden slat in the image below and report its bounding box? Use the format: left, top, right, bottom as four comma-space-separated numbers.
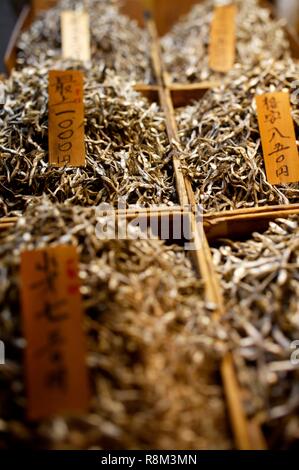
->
0, 217, 19, 223
145, 15, 189, 207
204, 207, 299, 242
134, 84, 159, 102
285, 26, 299, 59
0, 224, 14, 232
170, 82, 220, 108
204, 203, 299, 221
248, 419, 267, 450
122, 206, 183, 216
221, 354, 253, 450
0, 218, 18, 233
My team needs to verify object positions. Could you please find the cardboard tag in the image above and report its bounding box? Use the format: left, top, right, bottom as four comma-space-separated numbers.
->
256, 92, 299, 185
61, 10, 91, 62
21, 245, 90, 421
209, 4, 237, 73
48, 70, 85, 167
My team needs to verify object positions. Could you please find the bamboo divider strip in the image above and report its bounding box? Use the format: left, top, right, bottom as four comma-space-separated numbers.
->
212, 207, 299, 222
169, 82, 219, 108
204, 203, 299, 221
146, 15, 189, 207
204, 208, 299, 241
0, 217, 19, 223
146, 15, 222, 304
0, 224, 15, 231
134, 84, 159, 102
221, 354, 262, 450
0, 209, 184, 231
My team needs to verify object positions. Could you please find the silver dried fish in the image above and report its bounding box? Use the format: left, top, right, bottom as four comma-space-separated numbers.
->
0, 62, 176, 217
17, 0, 153, 84
177, 58, 299, 212
212, 215, 299, 448
162, 0, 290, 83
0, 197, 231, 450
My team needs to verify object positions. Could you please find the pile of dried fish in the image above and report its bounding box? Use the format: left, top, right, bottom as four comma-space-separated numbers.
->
177, 58, 299, 212
162, 0, 290, 83
17, 0, 153, 84
0, 197, 231, 449
0, 62, 176, 217
212, 216, 299, 449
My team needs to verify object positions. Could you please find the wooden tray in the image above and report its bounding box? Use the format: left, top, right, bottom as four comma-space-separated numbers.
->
0, 204, 261, 450
154, 1, 299, 219
4, 0, 217, 100
207, 207, 299, 449
2, 0, 298, 450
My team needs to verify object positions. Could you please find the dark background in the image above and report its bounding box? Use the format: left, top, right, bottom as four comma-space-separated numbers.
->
0, 0, 27, 73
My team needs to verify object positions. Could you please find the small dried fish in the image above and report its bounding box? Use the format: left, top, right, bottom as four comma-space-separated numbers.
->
17, 0, 153, 84
162, 0, 290, 83
212, 216, 299, 449
0, 197, 231, 450
177, 58, 299, 212
0, 62, 176, 217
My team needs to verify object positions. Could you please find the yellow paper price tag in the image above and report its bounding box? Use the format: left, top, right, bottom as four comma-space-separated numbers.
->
256, 92, 299, 185
21, 245, 90, 421
48, 70, 85, 167
209, 4, 237, 73
61, 10, 91, 62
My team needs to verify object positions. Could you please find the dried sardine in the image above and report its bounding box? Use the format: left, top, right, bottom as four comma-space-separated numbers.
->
212, 215, 299, 448
162, 0, 290, 83
177, 59, 299, 212
0, 63, 176, 217
17, 0, 153, 84
0, 197, 231, 450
